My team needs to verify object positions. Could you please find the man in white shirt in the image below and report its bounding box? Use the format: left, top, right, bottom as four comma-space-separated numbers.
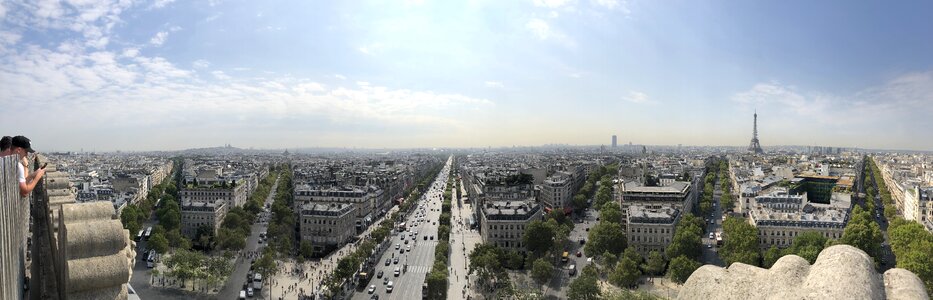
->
10, 136, 46, 197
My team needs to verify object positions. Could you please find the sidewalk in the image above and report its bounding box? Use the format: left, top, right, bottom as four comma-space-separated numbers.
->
446, 178, 483, 300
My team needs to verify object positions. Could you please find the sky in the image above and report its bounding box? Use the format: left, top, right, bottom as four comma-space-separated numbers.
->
2, 0, 933, 151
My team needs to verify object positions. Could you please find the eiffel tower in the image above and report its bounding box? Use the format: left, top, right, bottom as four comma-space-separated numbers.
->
748, 111, 764, 154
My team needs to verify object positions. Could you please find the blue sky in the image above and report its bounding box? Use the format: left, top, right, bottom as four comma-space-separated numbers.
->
2, 0, 933, 151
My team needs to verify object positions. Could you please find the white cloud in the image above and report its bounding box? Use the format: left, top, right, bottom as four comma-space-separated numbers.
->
211, 70, 231, 80
484, 81, 504, 88
623, 91, 651, 104
732, 74, 933, 125
193, 59, 211, 69
121, 48, 140, 58
534, 0, 574, 9
151, 0, 176, 9
526, 19, 551, 40
334, 74, 347, 80
150, 31, 169, 46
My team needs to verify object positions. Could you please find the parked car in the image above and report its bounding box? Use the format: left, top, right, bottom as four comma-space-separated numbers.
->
377, 270, 384, 278
368, 285, 376, 294
247, 287, 254, 297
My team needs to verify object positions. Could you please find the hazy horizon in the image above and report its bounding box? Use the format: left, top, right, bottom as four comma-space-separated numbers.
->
3, 1, 933, 152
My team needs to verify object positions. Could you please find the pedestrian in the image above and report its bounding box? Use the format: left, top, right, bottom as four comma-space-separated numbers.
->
5, 136, 46, 197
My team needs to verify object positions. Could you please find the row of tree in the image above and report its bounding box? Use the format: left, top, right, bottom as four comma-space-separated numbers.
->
216, 170, 279, 251
589, 164, 619, 211
867, 157, 933, 294
426, 159, 456, 300
320, 160, 444, 296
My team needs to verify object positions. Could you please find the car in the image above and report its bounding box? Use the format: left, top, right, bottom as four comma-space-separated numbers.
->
579, 239, 585, 245
368, 285, 376, 294
393, 257, 399, 264
247, 287, 254, 297
707, 244, 713, 248
384, 277, 389, 285
394, 267, 400, 277
709, 233, 714, 239
377, 270, 384, 278
400, 248, 405, 254
585, 227, 589, 232
406, 245, 411, 252
371, 295, 380, 300
424, 235, 428, 240
385, 258, 391, 266
258, 238, 263, 244
239, 290, 247, 299
395, 244, 400, 250
430, 235, 434, 240
576, 251, 582, 257
387, 281, 394, 293
404, 239, 409, 245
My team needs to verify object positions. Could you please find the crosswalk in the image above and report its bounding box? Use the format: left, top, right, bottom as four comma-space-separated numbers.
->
406, 265, 432, 274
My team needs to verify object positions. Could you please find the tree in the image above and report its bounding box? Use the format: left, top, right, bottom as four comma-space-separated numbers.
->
252, 250, 277, 279
667, 223, 702, 260
600, 202, 622, 224
841, 219, 883, 260
505, 249, 525, 270
786, 231, 827, 264
720, 217, 761, 266
300, 240, 314, 259
600, 250, 619, 269
762, 246, 783, 268
469, 244, 505, 288
531, 258, 553, 284
573, 194, 588, 210
668, 255, 701, 284
166, 229, 191, 250
610, 257, 641, 288
645, 251, 666, 276
567, 272, 601, 300
159, 209, 181, 231
148, 232, 169, 253
585, 221, 626, 256
524, 219, 557, 257
426, 269, 448, 299
622, 247, 643, 265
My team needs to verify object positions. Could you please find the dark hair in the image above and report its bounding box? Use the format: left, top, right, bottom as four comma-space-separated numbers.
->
0, 136, 11, 151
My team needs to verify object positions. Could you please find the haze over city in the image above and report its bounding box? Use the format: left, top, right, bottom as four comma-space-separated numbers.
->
2, 0, 933, 151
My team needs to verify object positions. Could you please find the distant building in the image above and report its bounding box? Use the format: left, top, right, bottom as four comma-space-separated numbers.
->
612, 135, 618, 148
749, 189, 851, 248
299, 203, 357, 256
480, 199, 543, 252
180, 200, 227, 239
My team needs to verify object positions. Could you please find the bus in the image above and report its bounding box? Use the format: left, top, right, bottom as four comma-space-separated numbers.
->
253, 273, 263, 290
146, 250, 156, 268
143, 227, 152, 240
135, 229, 145, 242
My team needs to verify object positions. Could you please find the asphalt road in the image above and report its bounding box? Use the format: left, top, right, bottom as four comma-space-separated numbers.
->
129, 175, 279, 300
700, 175, 725, 267
353, 157, 452, 300
217, 175, 280, 300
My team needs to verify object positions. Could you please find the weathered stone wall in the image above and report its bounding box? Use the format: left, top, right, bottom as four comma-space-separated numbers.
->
678, 245, 929, 300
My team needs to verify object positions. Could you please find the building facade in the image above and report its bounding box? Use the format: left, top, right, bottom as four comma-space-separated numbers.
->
180, 200, 227, 239
299, 203, 357, 256
749, 190, 850, 248
480, 199, 542, 252
627, 205, 679, 255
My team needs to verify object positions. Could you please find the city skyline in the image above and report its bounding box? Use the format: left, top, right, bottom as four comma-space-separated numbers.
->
3, 1, 933, 151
